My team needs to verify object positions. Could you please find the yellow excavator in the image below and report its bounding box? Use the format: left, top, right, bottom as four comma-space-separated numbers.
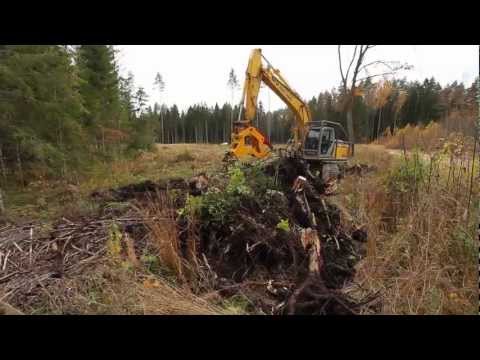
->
229, 48, 354, 180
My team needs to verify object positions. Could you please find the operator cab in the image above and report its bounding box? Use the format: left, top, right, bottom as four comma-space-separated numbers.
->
303, 124, 336, 156
302, 121, 353, 161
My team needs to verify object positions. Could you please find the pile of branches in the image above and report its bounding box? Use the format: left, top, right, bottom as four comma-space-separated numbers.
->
0, 213, 147, 313
0, 177, 203, 314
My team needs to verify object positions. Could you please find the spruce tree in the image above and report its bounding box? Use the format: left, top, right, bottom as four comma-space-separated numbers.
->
76, 45, 120, 128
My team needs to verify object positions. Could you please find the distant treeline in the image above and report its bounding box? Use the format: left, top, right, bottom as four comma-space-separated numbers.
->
145, 76, 478, 145
0, 45, 478, 184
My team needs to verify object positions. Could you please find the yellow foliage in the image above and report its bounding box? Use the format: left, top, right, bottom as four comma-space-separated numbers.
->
374, 80, 393, 109
363, 80, 394, 110
352, 86, 364, 97
377, 122, 447, 152
394, 90, 408, 114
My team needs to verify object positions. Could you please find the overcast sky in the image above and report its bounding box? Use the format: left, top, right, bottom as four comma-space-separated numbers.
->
116, 45, 479, 112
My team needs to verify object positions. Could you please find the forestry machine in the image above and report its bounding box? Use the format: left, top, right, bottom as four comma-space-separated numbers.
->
228, 48, 354, 181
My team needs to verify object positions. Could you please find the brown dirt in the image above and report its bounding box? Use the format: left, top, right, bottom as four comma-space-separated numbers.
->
179, 157, 380, 314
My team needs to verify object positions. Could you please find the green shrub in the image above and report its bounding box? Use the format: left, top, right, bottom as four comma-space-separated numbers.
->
276, 219, 290, 232
226, 166, 251, 196
178, 194, 203, 218
243, 162, 277, 196
141, 254, 161, 273
222, 294, 251, 314
179, 164, 253, 226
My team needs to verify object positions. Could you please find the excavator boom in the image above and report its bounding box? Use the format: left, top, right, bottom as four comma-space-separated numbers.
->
243, 49, 312, 137
230, 49, 312, 159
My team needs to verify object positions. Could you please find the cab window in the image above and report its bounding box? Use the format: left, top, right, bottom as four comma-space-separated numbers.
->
320, 128, 334, 154
304, 129, 320, 150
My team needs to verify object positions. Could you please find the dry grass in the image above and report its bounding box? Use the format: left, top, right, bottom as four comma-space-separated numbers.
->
153, 143, 226, 164
41, 264, 226, 315
82, 143, 227, 194
139, 276, 224, 315
377, 122, 446, 152
0, 301, 24, 315
136, 191, 221, 293
376, 121, 477, 159
137, 192, 191, 283
340, 143, 478, 314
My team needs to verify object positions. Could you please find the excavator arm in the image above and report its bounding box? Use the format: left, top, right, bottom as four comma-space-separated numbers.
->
230, 49, 312, 159
243, 49, 312, 143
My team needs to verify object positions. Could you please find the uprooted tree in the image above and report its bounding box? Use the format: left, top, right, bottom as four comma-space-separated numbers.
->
337, 45, 413, 143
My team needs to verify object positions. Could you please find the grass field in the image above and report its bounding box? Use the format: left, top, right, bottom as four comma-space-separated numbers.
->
2, 144, 228, 222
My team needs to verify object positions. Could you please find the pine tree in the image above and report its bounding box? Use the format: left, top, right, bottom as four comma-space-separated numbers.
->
154, 72, 166, 143
119, 71, 136, 121
135, 87, 149, 116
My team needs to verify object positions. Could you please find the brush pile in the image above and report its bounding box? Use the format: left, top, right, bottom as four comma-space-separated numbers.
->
177, 157, 380, 314
0, 215, 144, 313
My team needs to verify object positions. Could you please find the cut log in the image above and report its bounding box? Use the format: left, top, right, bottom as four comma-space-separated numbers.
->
300, 228, 323, 274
